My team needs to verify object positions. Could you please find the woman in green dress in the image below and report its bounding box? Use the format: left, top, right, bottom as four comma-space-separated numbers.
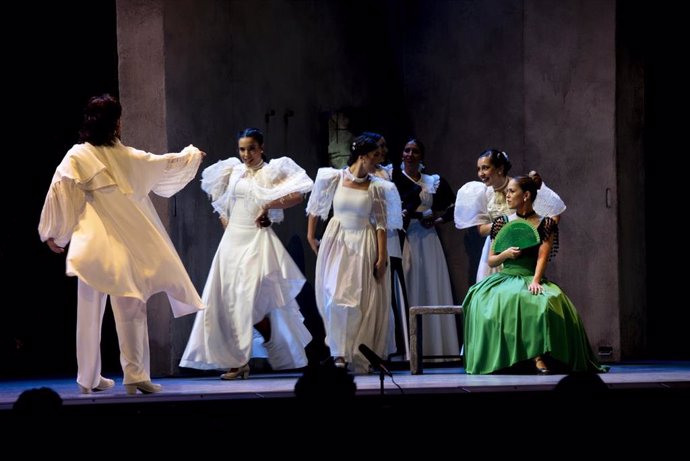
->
462, 175, 606, 375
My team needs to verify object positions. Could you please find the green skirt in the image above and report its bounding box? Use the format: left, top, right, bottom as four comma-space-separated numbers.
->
462, 267, 606, 375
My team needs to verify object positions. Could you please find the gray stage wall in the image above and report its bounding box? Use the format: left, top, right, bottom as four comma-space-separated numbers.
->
117, 0, 628, 375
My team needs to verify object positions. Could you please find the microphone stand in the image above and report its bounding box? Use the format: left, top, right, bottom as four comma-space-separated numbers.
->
378, 367, 385, 396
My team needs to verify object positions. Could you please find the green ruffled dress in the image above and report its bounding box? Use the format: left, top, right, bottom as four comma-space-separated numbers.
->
462, 216, 606, 374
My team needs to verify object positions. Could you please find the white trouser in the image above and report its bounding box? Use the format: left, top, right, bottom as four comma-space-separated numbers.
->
76, 280, 151, 387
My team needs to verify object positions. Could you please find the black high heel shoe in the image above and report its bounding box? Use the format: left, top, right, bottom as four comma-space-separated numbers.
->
535, 357, 551, 375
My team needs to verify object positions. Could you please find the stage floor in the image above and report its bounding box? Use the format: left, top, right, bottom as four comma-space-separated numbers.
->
2, 361, 689, 410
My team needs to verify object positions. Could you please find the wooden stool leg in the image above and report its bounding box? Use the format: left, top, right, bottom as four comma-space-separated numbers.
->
410, 312, 418, 374
417, 314, 424, 374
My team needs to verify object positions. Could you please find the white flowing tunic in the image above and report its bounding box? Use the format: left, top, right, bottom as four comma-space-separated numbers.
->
455, 181, 566, 282
307, 168, 402, 373
38, 141, 205, 316
180, 157, 314, 370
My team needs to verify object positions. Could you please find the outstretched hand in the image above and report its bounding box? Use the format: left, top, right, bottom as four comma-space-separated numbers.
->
47, 238, 64, 254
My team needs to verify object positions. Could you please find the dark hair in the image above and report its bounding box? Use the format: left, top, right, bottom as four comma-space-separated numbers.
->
361, 131, 382, 142
237, 127, 264, 145
405, 137, 426, 158
13, 387, 63, 413
479, 148, 512, 175
513, 175, 539, 201
347, 133, 379, 166
78, 94, 122, 146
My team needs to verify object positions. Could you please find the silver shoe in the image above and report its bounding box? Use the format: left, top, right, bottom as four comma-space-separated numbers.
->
220, 363, 250, 380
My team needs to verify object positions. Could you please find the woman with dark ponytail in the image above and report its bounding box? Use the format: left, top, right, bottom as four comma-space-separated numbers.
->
462, 175, 606, 375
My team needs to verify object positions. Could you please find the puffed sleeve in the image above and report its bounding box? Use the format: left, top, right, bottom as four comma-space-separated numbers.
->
454, 181, 490, 229
534, 181, 566, 217
200, 157, 241, 219
254, 157, 314, 201
305, 168, 340, 220
38, 175, 86, 247
370, 178, 403, 231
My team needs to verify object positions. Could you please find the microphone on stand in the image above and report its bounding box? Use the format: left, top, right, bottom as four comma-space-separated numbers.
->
358, 344, 393, 377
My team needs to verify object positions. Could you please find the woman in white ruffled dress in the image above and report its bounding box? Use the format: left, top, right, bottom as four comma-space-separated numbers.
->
454, 149, 566, 283
180, 128, 314, 379
392, 138, 460, 360
306, 134, 402, 373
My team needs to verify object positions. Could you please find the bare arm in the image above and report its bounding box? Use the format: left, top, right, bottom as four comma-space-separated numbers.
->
374, 228, 387, 281
528, 233, 554, 295
477, 223, 492, 237
255, 192, 305, 227
307, 214, 320, 255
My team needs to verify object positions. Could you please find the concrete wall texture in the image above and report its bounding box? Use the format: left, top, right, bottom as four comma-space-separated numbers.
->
117, 0, 624, 374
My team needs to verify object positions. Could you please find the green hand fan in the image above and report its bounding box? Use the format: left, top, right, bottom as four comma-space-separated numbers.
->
493, 219, 541, 253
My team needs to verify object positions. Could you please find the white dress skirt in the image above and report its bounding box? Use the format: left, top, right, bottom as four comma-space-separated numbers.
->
180, 177, 311, 371
403, 219, 461, 358
315, 181, 391, 373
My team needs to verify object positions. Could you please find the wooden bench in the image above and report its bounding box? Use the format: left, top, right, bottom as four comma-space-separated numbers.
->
409, 305, 464, 375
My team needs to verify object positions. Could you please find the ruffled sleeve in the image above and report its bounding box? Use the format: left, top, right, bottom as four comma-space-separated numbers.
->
254, 157, 314, 201
538, 216, 560, 260
455, 181, 490, 229
251, 157, 314, 224
370, 177, 403, 231
305, 168, 340, 220
489, 215, 509, 240
534, 181, 566, 217
200, 157, 241, 219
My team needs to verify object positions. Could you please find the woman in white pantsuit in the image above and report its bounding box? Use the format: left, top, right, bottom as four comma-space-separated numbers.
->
39, 94, 205, 395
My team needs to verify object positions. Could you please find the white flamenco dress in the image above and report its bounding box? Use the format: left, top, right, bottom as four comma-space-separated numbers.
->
180, 157, 314, 371
454, 181, 566, 282
306, 168, 402, 373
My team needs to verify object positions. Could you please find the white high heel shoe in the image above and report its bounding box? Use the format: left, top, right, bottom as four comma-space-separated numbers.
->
220, 363, 250, 380
125, 380, 162, 395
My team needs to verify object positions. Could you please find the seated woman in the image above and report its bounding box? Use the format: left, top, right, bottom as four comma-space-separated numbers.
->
462, 175, 607, 375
